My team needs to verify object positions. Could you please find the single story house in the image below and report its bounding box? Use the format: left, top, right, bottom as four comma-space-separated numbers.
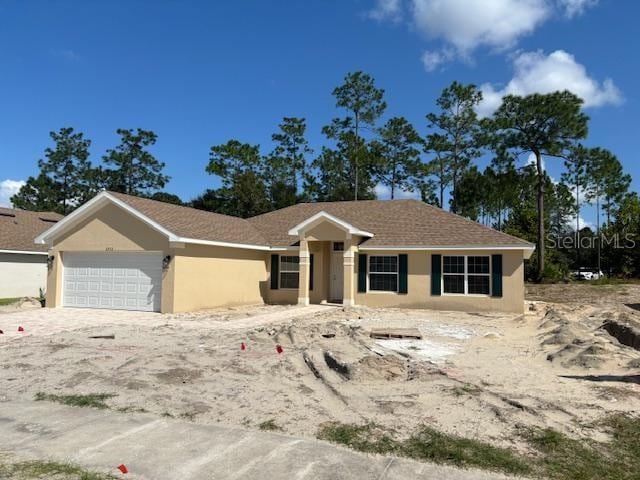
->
0, 207, 63, 298
35, 191, 534, 314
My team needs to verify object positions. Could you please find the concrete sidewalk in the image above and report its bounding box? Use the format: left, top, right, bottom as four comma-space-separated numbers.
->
0, 400, 519, 480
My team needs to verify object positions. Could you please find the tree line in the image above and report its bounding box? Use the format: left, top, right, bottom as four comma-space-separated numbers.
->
11, 72, 639, 280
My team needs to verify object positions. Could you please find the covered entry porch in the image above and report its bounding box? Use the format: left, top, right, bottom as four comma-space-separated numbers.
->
288, 212, 372, 307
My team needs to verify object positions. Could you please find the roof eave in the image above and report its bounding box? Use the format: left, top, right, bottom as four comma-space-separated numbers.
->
287, 211, 374, 238
358, 244, 536, 251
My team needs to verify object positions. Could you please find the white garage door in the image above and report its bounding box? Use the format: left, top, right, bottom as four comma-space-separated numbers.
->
63, 252, 162, 312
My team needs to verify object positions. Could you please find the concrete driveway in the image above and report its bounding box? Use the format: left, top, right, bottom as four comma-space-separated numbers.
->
0, 400, 521, 480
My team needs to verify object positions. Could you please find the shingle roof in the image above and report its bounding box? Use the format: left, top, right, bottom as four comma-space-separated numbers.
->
108, 192, 268, 246
247, 200, 533, 248
0, 208, 63, 253
72, 193, 532, 250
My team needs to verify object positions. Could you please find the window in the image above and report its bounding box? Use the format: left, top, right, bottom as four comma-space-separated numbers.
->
369, 256, 398, 292
443, 256, 465, 294
467, 256, 490, 295
443, 256, 490, 295
333, 242, 345, 252
280, 256, 299, 289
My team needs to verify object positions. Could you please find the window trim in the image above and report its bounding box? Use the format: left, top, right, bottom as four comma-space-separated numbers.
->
367, 254, 399, 294
442, 255, 491, 297
279, 255, 300, 290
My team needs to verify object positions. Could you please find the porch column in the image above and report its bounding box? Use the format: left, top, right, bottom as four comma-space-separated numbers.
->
343, 239, 356, 307
298, 238, 310, 305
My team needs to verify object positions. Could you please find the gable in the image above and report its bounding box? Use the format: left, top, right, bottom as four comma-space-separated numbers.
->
304, 221, 349, 241
53, 203, 169, 252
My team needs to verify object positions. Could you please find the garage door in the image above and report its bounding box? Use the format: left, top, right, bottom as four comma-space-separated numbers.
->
63, 252, 162, 312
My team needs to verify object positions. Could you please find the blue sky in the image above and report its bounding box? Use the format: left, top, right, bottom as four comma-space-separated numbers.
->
0, 0, 636, 227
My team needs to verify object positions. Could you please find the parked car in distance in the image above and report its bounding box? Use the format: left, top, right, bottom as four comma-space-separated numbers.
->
571, 267, 604, 280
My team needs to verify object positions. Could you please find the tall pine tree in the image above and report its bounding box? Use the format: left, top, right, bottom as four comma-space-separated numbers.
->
102, 128, 169, 195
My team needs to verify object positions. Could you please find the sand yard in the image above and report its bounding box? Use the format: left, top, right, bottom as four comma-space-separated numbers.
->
1, 284, 640, 455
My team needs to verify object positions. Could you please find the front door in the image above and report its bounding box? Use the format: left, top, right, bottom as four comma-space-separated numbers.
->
330, 251, 344, 302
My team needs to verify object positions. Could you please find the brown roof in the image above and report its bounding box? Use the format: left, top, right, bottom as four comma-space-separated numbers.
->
0, 208, 63, 253
60, 192, 531, 250
247, 200, 533, 248
108, 192, 268, 246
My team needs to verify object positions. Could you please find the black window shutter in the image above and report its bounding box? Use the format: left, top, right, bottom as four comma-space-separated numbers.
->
492, 254, 503, 297
270, 254, 279, 290
309, 254, 314, 291
357, 254, 367, 293
398, 254, 408, 294
431, 254, 441, 296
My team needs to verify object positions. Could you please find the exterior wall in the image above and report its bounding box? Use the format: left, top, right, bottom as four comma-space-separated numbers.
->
0, 253, 48, 298
171, 244, 268, 312
305, 222, 348, 242
355, 250, 525, 314
45, 203, 171, 310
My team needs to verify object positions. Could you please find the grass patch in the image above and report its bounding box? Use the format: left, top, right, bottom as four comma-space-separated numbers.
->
0, 458, 116, 479
35, 392, 116, 410
258, 419, 282, 432
318, 415, 640, 480
450, 383, 482, 397
0, 297, 20, 306
317, 422, 529, 476
116, 406, 148, 414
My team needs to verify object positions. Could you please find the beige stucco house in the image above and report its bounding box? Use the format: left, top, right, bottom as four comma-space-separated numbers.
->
0, 207, 62, 298
35, 191, 534, 314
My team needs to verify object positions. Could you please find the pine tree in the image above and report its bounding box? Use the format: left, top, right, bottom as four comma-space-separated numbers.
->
328, 71, 386, 200
103, 128, 169, 195
426, 82, 482, 213
371, 117, 422, 199
486, 91, 588, 280
11, 127, 93, 214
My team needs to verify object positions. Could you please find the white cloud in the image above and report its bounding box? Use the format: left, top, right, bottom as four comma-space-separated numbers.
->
559, 0, 598, 18
477, 50, 622, 117
421, 48, 455, 71
375, 183, 421, 200
411, 0, 550, 53
368, 1, 601, 69
569, 215, 594, 231
0, 179, 26, 208
367, 0, 403, 23
524, 152, 546, 171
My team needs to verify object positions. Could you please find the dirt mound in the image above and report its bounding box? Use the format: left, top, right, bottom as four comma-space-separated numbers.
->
542, 308, 640, 370
351, 355, 408, 381
538, 309, 570, 330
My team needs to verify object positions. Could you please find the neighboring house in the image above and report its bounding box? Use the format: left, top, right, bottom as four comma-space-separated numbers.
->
35, 191, 534, 314
0, 207, 63, 298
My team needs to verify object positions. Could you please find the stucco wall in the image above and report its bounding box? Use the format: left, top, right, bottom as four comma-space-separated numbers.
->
355, 250, 525, 313
305, 222, 348, 242
0, 253, 48, 298
171, 244, 268, 312
52, 203, 169, 252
